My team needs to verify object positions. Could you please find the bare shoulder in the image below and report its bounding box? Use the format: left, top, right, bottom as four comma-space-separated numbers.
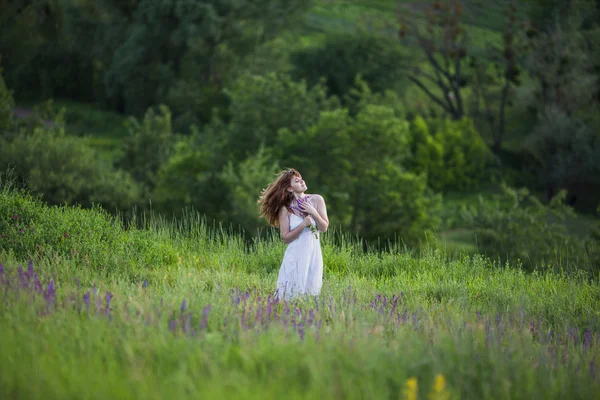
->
307, 193, 325, 203
278, 206, 290, 217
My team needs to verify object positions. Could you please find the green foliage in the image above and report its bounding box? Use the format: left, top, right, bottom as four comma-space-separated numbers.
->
0, 124, 141, 213
463, 184, 600, 276
102, 0, 313, 116
116, 105, 177, 192
290, 33, 408, 100
279, 99, 440, 244
0, 185, 177, 281
408, 116, 494, 191
277, 108, 354, 222
220, 146, 281, 235
0, 67, 14, 134
152, 132, 225, 220
524, 107, 600, 195
353, 161, 441, 245
222, 72, 338, 163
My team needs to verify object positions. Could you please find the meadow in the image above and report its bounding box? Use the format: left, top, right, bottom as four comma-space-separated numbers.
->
1, 184, 599, 400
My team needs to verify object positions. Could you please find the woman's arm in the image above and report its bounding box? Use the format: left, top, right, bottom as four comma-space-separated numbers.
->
302, 195, 329, 232
278, 207, 311, 244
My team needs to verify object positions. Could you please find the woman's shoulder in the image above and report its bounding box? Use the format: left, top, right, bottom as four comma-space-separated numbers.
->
307, 193, 324, 202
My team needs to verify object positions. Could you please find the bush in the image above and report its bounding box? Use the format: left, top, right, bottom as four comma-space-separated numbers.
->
220, 146, 281, 235
463, 184, 600, 276
0, 185, 177, 282
523, 106, 600, 211
0, 126, 141, 213
408, 116, 494, 191
116, 105, 178, 193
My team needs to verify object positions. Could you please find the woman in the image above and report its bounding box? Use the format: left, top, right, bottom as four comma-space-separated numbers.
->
258, 169, 329, 301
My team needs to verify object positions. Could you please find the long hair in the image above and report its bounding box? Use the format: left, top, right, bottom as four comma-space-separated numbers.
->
258, 168, 300, 226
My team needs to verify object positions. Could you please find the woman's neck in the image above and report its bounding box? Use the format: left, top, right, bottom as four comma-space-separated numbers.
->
292, 192, 306, 200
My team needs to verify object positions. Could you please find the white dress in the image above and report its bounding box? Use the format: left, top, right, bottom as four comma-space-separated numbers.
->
275, 213, 323, 301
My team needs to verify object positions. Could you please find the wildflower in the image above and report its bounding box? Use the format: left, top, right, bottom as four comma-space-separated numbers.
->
105, 292, 113, 316
142, 280, 148, 289
180, 299, 187, 314
45, 280, 56, 305
429, 374, 450, 400
404, 377, 418, 400
83, 292, 90, 310
200, 304, 211, 331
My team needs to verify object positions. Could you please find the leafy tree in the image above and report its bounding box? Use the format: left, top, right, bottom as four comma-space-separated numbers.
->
463, 184, 600, 276
278, 96, 440, 244
116, 105, 177, 193
103, 0, 313, 116
220, 72, 338, 163
152, 133, 225, 220
397, 0, 527, 150
220, 146, 280, 235
291, 33, 408, 101
524, 107, 600, 209
408, 116, 494, 191
0, 127, 140, 212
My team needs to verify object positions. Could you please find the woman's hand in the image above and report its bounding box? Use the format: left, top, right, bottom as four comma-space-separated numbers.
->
298, 198, 318, 216
302, 216, 313, 228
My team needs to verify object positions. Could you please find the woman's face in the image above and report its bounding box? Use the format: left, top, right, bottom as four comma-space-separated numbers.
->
288, 174, 307, 194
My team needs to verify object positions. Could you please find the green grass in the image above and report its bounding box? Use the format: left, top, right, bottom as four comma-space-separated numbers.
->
1, 183, 599, 399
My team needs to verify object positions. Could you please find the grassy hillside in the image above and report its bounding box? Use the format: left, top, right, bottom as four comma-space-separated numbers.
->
1, 184, 599, 399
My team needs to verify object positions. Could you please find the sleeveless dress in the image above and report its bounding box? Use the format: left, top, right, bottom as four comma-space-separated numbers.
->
275, 212, 324, 301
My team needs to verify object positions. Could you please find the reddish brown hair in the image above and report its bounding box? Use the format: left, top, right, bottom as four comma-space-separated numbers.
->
258, 168, 300, 226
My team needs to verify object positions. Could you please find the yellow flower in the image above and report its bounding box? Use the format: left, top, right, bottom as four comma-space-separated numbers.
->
429, 374, 450, 400
404, 377, 418, 400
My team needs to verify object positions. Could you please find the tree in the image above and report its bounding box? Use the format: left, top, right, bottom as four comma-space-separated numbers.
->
397, 0, 527, 151
470, 0, 527, 152
103, 0, 313, 116
116, 105, 177, 193
397, 0, 469, 120
290, 33, 408, 102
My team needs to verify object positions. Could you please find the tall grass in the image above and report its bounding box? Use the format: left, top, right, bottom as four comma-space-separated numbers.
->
1, 185, 599, 399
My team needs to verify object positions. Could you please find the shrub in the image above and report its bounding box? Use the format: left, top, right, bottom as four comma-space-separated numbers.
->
0, 126, 141, 213
463, 184, 600, 276
0, 185, 177, 282
408, 116, 494, 191
116, 104, 177, 193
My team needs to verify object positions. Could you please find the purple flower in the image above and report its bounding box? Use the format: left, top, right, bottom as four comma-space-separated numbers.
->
83, 292, 90, 310
583, 329, 592, 350
169, 320, 177, 333
105, 292, 112, 315
45, 280, 56, 304
142, 280, 148, 289
180, 299, 187, 314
